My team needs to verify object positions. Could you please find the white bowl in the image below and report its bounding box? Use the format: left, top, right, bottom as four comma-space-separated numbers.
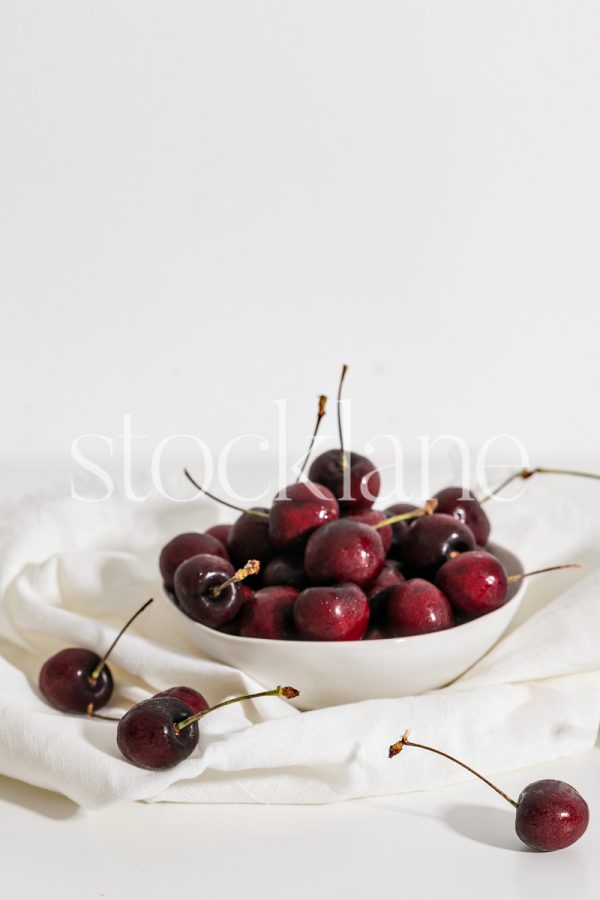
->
164, 542, 524, 710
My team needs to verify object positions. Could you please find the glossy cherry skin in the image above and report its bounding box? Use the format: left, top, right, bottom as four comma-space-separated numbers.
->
386, 579, 454, 637
117, 696, 199, 770
205, 524, 232, 546
154, 686, 209, 715
173, 554, 244, 628
515, 780, 589, 851
402, 514, 476, 579
227, 509, 274, 571
343, 508, 393, 554
367, 560, 406, 626
39, 648, 113, 713
294, 584, 370, 641
269, 482, 339, 551
434, 487, 491, 546
304, 519, 385, 588
262, 555, 308, 590
384, 502, 418, 562
308, 450, 380, 511
436, 550, 508, 616
239, 586, 299, 639
159, 532, 228, 589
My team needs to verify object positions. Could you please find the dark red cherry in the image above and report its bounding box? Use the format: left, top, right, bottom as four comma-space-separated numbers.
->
436, 550, 507, 616
154, 686, 209, 715
304, 519, 385, 588
343, 508, 393, 554
386, 579, 454, 636
269, 482, 339, 550
364, 625, 388, 640
159, 532, 228, 589
117, 696, 199, 770
262, 554, 308, 590
515, 780, 590, 851
367, 560, 405, 626
239, 586, 299, 639
39, 648, 113, 714
402, 514, 476, 578
308, 450, 380, 511
205, 523, 232, 546
294, 584, 370, 641
434, 487, 491, 546
384, 502, 418, 561
227, 509, 274, 571
173, 554, 244, 628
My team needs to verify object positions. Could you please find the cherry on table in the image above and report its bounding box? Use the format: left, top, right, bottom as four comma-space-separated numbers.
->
434, 487, 491, 546
173, 554, 259, 628
389, 732, 589, 852
386, 579, 454, 637
239, 586, 299, 639
304, 519, 385, 588
159, 532, 228, 589
38, 598, 154, 714
154, 686, 209, 715
294, 584, 370, 641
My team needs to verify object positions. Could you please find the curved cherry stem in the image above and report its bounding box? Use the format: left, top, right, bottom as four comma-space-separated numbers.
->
507, 563, 581, 585
184, 469, 269, 518
89, 598, 154, 684
87, 708, 121, 721
175, 685, 299, 733
374, 498, 438, 530
209, 559, 261, 597
389, 731, 518, 809
480, 467, 600, 504
296, 395, 328, 482
337, 364, 349, 470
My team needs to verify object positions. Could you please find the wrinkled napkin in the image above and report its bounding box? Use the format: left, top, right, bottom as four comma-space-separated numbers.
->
0, 481, 598, 808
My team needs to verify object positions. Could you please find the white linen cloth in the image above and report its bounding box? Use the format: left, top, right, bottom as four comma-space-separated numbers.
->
0, 482, 598, 808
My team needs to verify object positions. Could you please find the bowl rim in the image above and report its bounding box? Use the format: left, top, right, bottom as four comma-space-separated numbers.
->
164, 541, 525, 650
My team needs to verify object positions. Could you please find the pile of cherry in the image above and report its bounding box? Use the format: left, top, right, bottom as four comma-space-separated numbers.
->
161, 368, 577, 643
34, 366, 595, 851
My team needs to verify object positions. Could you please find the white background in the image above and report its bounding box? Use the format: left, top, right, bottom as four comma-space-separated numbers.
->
1, 3, 599, 898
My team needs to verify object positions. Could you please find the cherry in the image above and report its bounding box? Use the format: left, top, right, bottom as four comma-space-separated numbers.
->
386, 579, 454, 636
269, 481, 339, 550
343, 508, 393, 554
39, 598, 153, 714
383, 502, 418, 560
389, 732, 589, 852
304, 519, 385, 588
515, 780, 590, 852
227, 508, 274, 570
159, 532, 228, 589
154, 686, 209, 715
434, 487, 491, 546
367, 561, 405, 629
173, 554, 259, 628
239, 586, 299, 639
117, 686, 299, 770
205, 524, 232, 546
436, 551, 579, 617
402, 513, 476, 579
262, 554, 308, 590
294, 584, 369, 641
307, 366, 380, 511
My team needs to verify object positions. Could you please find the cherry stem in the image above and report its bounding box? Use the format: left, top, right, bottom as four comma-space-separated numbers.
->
507, 563, 581, 585
296, 395, 328, 482
337, 364, 349, 470
87, 706, 121, 721
184, 469, 269, 518
175, 685, 300, 733
480, 467, 600, 504
209, 559, 261, 597
375, 498, 438, 530
89, 598, 154, 684
389, 731, 518, 809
